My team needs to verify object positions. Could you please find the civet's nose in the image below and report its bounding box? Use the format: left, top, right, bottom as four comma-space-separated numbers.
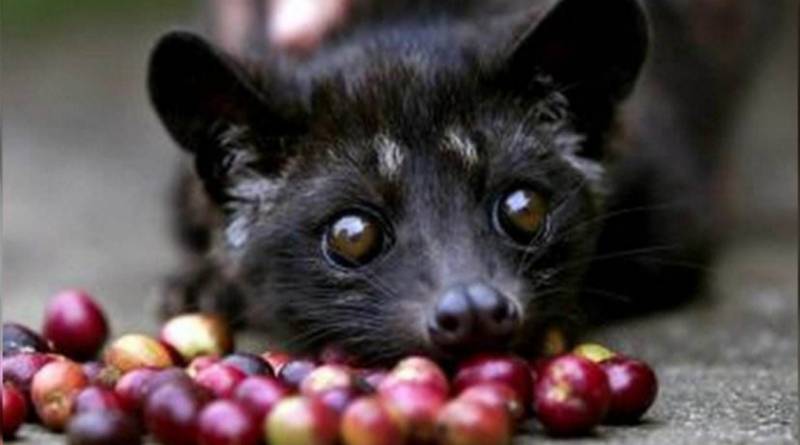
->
427, 282, 520, 352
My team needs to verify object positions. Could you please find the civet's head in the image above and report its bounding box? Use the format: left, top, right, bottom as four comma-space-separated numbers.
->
148, 0, 648, 364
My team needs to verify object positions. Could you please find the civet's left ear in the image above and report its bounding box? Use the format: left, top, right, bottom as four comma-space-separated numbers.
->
496, 0, 649, 152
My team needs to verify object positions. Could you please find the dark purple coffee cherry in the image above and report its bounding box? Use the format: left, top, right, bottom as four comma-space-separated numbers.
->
277, 358, 317, 390
316, 386, 360, 416
66, 410, 142, 445
73, 386, 125, 415
2, 353, 57, 398
222, 352, 274, 376
3, 322, 51, 356
144, 381, 211, 445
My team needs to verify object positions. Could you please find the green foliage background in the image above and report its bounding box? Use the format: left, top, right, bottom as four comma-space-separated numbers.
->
3, 0, 194, 37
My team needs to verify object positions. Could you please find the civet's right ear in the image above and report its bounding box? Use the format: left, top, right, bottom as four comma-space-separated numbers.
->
148, 31, 270, 154
148, 31, 304, 204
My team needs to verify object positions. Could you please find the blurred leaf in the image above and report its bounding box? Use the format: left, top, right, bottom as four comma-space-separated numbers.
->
3, 0, 194, 37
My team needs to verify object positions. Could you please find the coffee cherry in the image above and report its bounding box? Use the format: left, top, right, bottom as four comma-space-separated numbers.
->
81, 362, 105, 384
278, 359, 317, 390
262, 351, 292, 373
223, 353, 274, 376
31, 360, 89, 430
2, 384, 27, 438
115, 368, 192, 421
379, 356, 449, 397
66, 410, 141, 445
159, 313, 233, 362
458, 382, 524, 423
600, 357, 658, 423
187, 355, 221, 378
2, 353, 57, 404
234, 376, 291, 422
265, 396, 339, 445
435, 398, 511, 445
161, 341, 188, 367
341, 396, 402, 445
143, 368, 194, 396
43, 290, 109, 361
104, 334, 174, 372
380, 357, 446, 392
144, 381, 211, 445
355, 368, 388, 392
533, 355, 611, 436
573, 343, 616, 363
379, 382, 446, 443
453, 354, 532, 406
114, 368, 158, 415
395, 356, 439, 371
316, 386, 360, 416
197, 400, 261, 445
3, 322, 51, 356
300, 364, 353, 396
195, 363, 248, 398
87, 363, 123, 389
73, 386, 125, 415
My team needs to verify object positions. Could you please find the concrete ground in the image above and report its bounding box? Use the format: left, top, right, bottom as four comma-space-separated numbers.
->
3, 3, 797, 444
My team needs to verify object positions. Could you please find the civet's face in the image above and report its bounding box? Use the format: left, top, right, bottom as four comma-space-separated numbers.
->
148, 0, 648, 363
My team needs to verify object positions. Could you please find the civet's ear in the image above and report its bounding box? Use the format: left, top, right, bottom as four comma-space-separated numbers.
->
497, 0, 649, 149
148, 31, 270, 153
148, 31, 303, 203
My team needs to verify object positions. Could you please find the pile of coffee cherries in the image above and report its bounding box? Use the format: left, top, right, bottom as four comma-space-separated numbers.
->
2, 290, 658, 445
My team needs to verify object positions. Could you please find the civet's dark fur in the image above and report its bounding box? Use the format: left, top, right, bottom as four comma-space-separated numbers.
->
148, 0, 778, 364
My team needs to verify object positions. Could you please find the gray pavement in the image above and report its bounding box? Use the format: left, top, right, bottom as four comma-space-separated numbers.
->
3, 4, 797, 445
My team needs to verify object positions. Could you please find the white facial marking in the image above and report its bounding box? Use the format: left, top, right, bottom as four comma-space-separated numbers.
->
375, 135, 405, 179
443, 129, 479, 166
225, 214, 252, 249
217, 125, 289, 250
555, 132, 608, 198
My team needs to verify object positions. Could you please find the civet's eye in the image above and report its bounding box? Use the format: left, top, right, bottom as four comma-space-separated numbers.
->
323, 210, 386, 268
493, 188, 549, 245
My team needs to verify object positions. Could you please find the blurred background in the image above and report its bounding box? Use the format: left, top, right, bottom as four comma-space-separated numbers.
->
2, 1, 797, 443
4, 0, 199, 334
